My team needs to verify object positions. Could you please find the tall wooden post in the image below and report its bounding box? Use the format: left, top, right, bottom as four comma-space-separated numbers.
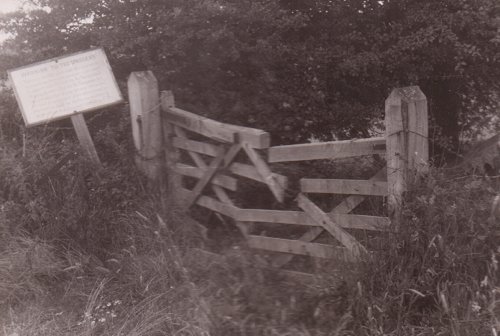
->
127, 71, 163, 181
385, 86, 428, 224
160, 91, 182, 195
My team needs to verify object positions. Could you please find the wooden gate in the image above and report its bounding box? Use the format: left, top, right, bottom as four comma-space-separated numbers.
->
128, 71, 428, 267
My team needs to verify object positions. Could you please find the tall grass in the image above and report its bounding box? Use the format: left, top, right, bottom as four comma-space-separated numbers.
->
351, 168, 499, 336
2, 153, 498, 336
3, 157, 498, 336
1, 90, 498, 335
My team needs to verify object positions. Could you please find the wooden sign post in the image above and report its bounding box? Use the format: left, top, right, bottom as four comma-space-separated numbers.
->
70, 114, 101, 164
7, 48, 124, 165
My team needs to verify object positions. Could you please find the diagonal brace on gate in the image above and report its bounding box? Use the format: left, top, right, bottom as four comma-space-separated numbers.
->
185, 142, 242, 207
243, 143, 287, 203
297, 194, 368, 258
172, 126, 252, 236
273, 168, 386, 267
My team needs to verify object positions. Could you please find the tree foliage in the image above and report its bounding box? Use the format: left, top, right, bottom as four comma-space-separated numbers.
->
1, 0, 499, 149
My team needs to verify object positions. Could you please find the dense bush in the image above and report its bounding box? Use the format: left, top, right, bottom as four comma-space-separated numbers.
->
1, 0, 499, 149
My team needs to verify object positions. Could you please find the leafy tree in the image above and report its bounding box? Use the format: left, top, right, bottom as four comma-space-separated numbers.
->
1, 0, 499, 152
280, 0, 500, 148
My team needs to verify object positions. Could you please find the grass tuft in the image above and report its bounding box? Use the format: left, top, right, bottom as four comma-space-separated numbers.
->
0, 233, 65, 306
350, 168, 500, 335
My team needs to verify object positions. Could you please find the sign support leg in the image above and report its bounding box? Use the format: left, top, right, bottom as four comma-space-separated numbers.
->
71, 114, 101, 166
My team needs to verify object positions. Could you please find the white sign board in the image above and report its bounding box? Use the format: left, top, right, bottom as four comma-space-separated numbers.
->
8, 48, 123, 126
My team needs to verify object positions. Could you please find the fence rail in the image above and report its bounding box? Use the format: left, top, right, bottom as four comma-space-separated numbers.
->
268, 137, 386, 162
300, 179, 389, 195
164, 103, 270, 148
128, 71, 429, 266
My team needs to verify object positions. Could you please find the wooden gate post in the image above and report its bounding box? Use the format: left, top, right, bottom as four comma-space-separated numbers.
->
160, 91, 183, 197
385, 86, 428, 224
127, 71, 163, 181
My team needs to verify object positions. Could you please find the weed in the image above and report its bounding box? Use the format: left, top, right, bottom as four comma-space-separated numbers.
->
350, 168, 500, 335
0, 233, 64, 306
1, 89, 498, 335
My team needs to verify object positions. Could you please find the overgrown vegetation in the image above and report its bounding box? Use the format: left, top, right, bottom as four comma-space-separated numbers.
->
0, 83, 498, 335
0, 0, 499, 335
1, 0, 499, 148
353, 170, 500, 335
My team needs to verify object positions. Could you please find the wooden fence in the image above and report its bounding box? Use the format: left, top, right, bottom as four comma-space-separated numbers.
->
128, 71, 428, 267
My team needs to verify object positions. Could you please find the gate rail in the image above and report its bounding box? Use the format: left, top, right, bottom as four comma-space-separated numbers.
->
128, 71, 428, 266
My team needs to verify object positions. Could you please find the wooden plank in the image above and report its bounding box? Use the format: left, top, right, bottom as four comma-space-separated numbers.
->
300, 179, 388, 196
247, 235, 355, 261
172, 136, 222, 157
173, 163, 237, 191
173, 126, 252, 236
211, 184, 254, 237
328, 214, 391, 231
227, 162, 288, 189
298, 194, 367, 258
236, 209, 310, 225
268, 137, 386, 163
185, 149, 226, 207
160, 91, 182, 195
222, 143, 242, 167
170, 137, 288, 187
173, 126, 209, 169
236, 208, 390, 231
161, 104, 270, 148
272, 168, 387, 267
243, 144, 287, 203
170, 138, 288, 190
178, 188, 238, 219
196, 195, 238, 218
71, 114, 101, 165
228, 162, 260, 180
164, 107, 236, 143
185, 144, 241, 207
224, 124, 271, 149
